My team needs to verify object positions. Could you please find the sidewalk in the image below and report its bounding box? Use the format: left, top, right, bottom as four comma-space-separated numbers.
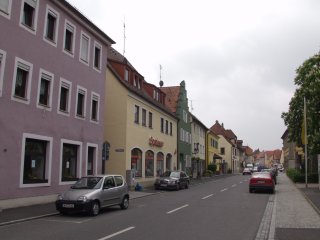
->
269, 173, 320, 240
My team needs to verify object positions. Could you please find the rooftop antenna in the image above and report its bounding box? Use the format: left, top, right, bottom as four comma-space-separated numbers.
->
159, 65, 163, 87
123, 17, 126, 57
189, 99, 194, 112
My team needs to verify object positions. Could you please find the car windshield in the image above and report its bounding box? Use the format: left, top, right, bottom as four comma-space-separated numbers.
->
71, 177, 103, 189
160, 171, 180, 178
169, 172, 180, 178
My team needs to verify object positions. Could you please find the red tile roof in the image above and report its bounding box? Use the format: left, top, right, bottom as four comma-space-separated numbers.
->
160, 86, 180, 113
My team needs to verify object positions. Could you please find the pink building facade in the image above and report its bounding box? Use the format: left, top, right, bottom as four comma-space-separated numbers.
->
0, 0, 114, 202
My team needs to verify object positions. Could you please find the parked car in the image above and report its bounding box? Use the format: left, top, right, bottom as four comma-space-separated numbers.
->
242, 168, 252, 175
278, 164, 284, 172
56, 175, 129, 216
252, 166, 259, 173
261, 168, 277, 184
249, 172, 275, 194
154, 171, 190, 190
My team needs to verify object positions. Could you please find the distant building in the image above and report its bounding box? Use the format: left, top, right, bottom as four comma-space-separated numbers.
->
190, 114, 208, 178
281, 129, 300, 170
211, 121, 240, 173
0, 0, 114, 205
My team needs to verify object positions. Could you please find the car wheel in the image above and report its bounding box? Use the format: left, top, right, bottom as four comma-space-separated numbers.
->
90, 201, 100, 216
120, 196, 129, 210
176, 183, 180, 191
185, 182, 189, 189
249, 188, 253, 193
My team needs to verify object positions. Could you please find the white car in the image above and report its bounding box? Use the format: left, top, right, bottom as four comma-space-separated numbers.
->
243, 168, 252, 175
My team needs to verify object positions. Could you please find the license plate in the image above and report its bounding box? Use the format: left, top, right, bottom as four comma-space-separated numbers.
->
257, 181, 265, 184
160, 184, 167, 187
62, 203, 74, 208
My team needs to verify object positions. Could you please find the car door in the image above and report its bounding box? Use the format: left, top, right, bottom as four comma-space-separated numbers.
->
180, 172, 187, 187
101, 176, 119, 207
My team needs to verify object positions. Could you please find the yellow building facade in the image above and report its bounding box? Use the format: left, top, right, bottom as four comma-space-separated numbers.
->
104, 66, 178, 187
206, 131, 222, 172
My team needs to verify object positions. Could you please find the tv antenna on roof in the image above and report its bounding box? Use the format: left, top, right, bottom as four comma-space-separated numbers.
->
189, 100, 194, 112
123, 17, 126, 57
159, 64, 164, 87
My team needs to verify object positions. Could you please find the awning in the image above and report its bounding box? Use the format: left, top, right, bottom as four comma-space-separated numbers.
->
213, 153, 223, 159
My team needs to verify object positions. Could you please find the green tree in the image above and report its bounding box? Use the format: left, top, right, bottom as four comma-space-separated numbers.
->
281, 53, 320, 158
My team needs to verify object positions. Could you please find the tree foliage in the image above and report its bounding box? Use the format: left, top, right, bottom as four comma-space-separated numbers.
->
281, 53, 320, 156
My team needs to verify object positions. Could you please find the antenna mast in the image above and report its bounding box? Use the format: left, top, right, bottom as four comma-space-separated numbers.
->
123, 17, 126, 56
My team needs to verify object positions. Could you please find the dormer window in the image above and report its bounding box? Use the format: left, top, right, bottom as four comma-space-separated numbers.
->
124, 69, 129, 81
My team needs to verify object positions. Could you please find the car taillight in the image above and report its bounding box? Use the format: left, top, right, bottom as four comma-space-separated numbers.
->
250, 179, 256, 184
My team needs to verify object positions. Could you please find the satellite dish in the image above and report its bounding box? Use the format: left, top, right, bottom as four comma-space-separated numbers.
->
159, 80, 164, 87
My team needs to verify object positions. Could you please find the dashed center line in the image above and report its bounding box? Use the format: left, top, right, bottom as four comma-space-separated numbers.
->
167, 204, 189, 214
239, 181, 243, 184
202, 194, 214, 200
220, 188, 228, 192
231, 184, 237, 188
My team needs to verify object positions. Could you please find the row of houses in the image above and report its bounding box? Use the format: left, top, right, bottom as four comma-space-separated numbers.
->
0, 0, 255, 206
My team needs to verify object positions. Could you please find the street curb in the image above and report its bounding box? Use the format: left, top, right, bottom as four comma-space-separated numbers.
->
0, 212, 59, 227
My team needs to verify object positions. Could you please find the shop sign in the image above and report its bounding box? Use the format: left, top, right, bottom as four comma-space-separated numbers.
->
149, 137, 164, 148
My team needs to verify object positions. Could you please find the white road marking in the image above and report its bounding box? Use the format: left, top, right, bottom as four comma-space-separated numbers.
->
239, 181, 243, 184
202, 194, 214, 200
44, 219, 92, 224
167, 204, 189, 214
231, 184, 237, 188
97, 226, 135, 240
220, 188, 228, 192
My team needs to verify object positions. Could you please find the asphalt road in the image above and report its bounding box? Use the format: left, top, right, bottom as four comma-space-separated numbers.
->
0, 175, 270, 240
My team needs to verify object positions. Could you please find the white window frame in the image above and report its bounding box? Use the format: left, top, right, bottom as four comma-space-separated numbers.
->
75, 85, 87, 119
79, 31, 90, 65
63, 19, 76, 57
86, 143, 98, 175
93, 41, 102, 72
0, 49, 6, 97
11, 57, 33, 104
20, 133, 53, 188
90, 92, 100, 123
19, 0, 39, 35
37, 68, 54, 110
0, 0, 12, 19
57, 78, 72, 116
43, 4, 59, 47
59, 139, 82, 185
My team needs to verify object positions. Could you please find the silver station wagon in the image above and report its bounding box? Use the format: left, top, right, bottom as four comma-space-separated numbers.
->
56, 175, 129, 216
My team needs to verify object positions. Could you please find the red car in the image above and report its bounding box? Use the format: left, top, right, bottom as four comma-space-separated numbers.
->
249, 172, 275, 194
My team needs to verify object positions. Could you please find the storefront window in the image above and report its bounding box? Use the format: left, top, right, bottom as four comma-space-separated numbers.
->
145, 150, 154, 177
23, 138, 48, 184
62, 143, 78, 181
166, 153, 172, 171
131, 148, 142, 177
156, 152, 164, 176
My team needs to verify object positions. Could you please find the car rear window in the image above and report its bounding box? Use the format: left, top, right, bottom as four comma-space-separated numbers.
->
114, 176, 124, 186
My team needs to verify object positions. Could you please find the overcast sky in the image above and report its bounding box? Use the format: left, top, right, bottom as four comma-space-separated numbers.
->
68, 0, 320, 151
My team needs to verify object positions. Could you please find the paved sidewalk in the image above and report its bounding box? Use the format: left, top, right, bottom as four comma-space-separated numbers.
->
269, 173, 320, 240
